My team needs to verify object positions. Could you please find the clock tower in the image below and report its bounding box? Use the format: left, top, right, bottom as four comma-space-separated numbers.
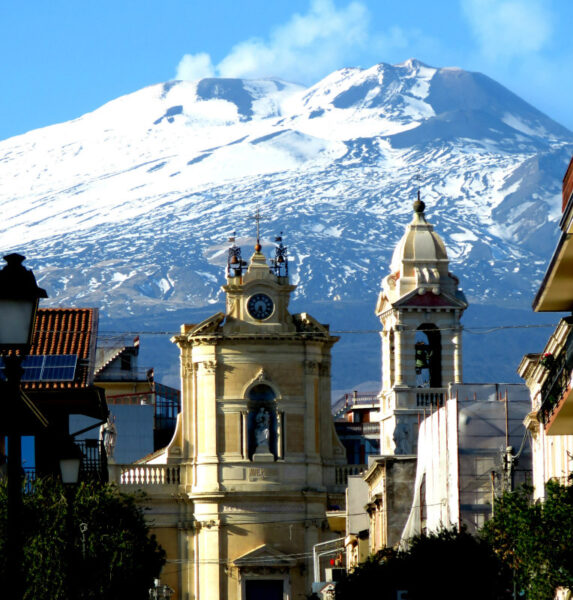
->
164, 232, 347, 600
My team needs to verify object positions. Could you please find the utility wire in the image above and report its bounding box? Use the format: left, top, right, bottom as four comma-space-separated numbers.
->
30, 322, 560, 337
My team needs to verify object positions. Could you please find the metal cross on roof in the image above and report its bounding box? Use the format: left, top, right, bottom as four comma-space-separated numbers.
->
413, 173, 422, 197
249, 204, 265, 246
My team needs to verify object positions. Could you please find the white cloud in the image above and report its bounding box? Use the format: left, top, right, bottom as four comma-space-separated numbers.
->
175, 0, 406, 84
461, 0, 553, 62
176, 52, 215, 81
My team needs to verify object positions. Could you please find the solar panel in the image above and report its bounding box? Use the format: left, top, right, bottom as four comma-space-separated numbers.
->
0, 354, 78, 382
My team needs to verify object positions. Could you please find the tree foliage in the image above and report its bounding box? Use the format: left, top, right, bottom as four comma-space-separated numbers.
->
483, 480, 573, 599
0, 477, 165, 600
335, 527, 511, 600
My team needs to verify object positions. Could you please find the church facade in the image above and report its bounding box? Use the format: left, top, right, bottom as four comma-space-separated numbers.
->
136, 234, 347, 600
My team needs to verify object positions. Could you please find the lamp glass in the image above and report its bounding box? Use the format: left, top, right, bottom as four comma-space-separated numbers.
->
60, 457, 81, 484
0, 298, 36, 347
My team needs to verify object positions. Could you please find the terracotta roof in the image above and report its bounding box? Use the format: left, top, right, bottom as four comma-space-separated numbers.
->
24, 308, 97, 390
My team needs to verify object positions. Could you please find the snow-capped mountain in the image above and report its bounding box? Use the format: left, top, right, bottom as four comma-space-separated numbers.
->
1, 59, 571, 389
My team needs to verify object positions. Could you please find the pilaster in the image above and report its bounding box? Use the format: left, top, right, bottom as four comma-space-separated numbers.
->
194, 358, 219, 493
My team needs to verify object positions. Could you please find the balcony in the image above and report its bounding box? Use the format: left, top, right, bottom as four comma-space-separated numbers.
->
390, 387, 447, 409
332, 392, 379, 417
335, 422, 380, 437
109, 463, 181, 492
95, 367, 153, 382
539, 340, 573, 434
334, 464, 367, 486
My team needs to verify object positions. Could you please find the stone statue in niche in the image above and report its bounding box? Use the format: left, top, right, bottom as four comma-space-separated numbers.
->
255, 407, 270, 451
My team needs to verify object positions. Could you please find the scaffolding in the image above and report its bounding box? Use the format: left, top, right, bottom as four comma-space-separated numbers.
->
401, 383, 532, 542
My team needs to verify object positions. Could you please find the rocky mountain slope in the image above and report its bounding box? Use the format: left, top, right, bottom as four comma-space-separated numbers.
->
1, 59, 571, 390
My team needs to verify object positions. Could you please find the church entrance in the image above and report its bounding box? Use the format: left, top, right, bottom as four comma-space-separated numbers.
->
245, 579, 283, 600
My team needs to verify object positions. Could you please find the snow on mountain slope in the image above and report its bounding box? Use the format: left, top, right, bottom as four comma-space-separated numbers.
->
0, 59, 571, 386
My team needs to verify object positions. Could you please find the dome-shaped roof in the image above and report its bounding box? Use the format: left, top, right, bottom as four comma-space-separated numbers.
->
390, 206, 448, 273
383, 198, 458, 301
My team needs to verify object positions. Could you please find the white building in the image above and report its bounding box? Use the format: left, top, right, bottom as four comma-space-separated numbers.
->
401, 383, 532, 540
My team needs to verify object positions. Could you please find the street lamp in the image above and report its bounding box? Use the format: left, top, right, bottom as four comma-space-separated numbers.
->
58, 436, 83, 598
0, 253, 47, 351
59, 437, 83, 485
0, 253, 47, 600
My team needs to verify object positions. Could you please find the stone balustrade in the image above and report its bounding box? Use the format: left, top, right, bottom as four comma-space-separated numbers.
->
110, 463, 181, 487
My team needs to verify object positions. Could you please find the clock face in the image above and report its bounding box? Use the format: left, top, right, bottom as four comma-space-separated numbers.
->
247, 293, 274, 320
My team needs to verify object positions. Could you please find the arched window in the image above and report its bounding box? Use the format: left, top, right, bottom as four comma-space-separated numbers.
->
246, 384, 278, 460
415, 324, 441, 388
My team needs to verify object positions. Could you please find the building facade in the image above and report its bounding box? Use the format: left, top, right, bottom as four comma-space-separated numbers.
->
519, 155, 573, 499
127, 236, 347, 600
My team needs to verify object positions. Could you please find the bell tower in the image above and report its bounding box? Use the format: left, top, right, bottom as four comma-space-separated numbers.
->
375, 196, 467, 455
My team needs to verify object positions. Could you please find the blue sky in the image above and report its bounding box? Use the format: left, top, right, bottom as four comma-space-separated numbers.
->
0, 0, 572, 141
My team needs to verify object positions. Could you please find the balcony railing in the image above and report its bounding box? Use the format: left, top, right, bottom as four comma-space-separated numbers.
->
335, 422, 380, 436
112, 464, 181, 487
335, 464, 367, 486
415, 389, 446, 407
539, 346, 573, 425
96, 367, 154, 382
332, 391, 379, 416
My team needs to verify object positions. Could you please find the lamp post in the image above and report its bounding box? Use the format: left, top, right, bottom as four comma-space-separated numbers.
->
59, 437, 83, 598
0, 253, 47, 599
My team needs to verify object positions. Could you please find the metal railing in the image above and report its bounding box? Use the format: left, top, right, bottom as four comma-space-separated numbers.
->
332, 391, 379, 416
539, 338, 573, 425
335, 422, 380, 436
96, 367, 154, 382
313, 537, 346, 584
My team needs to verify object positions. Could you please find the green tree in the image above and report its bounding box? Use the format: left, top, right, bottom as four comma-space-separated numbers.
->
0, 477, 166, 600
335, 527, 511, 600
483, 480, 573, 599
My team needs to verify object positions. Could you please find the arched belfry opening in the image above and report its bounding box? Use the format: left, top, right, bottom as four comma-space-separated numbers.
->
246, 383, 278, 460
415, 324, 441, 388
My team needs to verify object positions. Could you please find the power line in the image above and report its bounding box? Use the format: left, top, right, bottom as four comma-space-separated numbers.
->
28, 321, 557, 337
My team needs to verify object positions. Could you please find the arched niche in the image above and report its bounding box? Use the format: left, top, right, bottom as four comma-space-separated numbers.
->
415, 324, 441, 388
245, 383, 279, 460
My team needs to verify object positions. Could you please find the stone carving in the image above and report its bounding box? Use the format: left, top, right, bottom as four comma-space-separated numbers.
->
182, 360, 194, 378
305, 360, 319, 374
198, 360, 217, 375
255, 368, 268, 382
393, 422, 411, 455
319, 363, 330, 377
100, 415, 117, 460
